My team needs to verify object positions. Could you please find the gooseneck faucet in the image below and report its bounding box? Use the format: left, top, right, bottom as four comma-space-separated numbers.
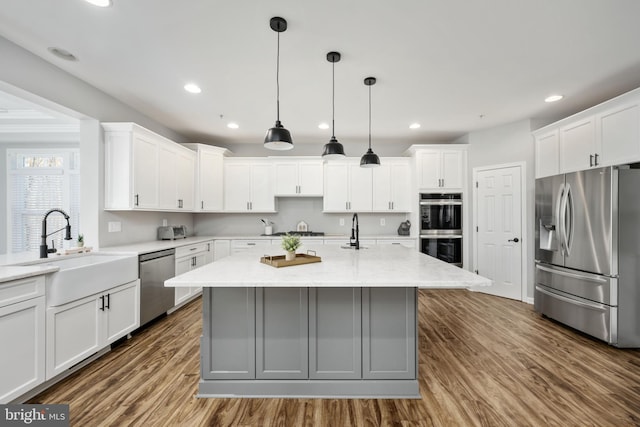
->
350, 213, 360, 250
40, 208, 72, 258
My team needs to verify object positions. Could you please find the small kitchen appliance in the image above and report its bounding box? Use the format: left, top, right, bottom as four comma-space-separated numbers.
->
157, 225, 187, 240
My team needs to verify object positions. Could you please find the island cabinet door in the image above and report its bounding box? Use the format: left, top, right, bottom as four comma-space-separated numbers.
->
309, 288, 362, 379
256, 288, 309, 380
362, 287, 417, 380
201, 288, 256, 380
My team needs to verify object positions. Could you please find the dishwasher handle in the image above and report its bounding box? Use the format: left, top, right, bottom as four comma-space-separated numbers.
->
139, 248, 176, 263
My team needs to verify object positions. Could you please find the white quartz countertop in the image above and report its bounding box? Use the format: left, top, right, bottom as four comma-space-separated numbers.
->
0, 265, 59, 284
165, 244, 490, 288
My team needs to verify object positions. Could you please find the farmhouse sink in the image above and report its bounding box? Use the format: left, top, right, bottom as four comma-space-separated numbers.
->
43, 253, 138, 306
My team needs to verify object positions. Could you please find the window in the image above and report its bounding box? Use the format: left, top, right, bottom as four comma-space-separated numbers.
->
7, 149, 80, 254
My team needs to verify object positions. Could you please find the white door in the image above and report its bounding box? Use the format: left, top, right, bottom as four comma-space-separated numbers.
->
475, 165, 523, 300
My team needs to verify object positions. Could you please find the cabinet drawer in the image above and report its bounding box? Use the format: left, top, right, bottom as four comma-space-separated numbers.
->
176, 242, 210, 258
0, 276, 45, 308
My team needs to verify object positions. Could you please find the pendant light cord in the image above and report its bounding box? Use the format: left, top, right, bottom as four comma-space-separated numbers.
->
368, 84, 372, 149
332, 60, 336, 139
276, 31, 280, 122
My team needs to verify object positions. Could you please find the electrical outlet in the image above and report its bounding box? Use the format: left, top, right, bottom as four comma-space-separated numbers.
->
108, 221, 121, 233
380, 218, 386, 226
162, 219, 168, 226
339, 218, 345, 226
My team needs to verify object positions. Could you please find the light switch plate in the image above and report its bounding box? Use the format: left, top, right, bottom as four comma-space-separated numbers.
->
380, 218, 386, 226
108, 221, 121, 233
339, 218, 345, 226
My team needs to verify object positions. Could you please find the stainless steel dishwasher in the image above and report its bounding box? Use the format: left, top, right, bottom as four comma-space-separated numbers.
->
139, 248, 175, 326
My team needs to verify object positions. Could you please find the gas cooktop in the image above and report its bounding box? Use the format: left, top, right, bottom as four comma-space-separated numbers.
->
266, 231, 325, 237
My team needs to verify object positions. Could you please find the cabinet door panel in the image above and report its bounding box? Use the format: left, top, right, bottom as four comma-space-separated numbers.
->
46, 296, 101, 379
256, 287, 308, 379
0, 297, 45, 403
362, 287, 416, 380
560, 118, 595, 173
323, 163, 350, 211
298, 161, 323, 196
349, 164, 372, 211
250, 164, 275, 211
391, 163, 412, 211
599, 103, 640, 167
105, 282, 139, 344
202, 288, 256, 379
372, 164, 392, 211
274, 163, 298, 195
223, 163, 251, 211
176, 150, 195, 210
535, 130, 560, 178
132, 135, 159, 208
158, 143, 177, 209
199, 150, 224, 211
419, 152, 441, 189
309, 288, 361, 379
441, 151, 463, 189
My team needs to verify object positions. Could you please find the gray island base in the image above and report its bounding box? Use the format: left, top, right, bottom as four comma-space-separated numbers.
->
200, 286, 418, 398
164, 245, 491, 398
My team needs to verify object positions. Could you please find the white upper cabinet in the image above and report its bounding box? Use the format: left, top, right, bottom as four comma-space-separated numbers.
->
412, 146, 466, 190
223, 159, 275, 212
183, 144, 228, 212
372, 159, 412, 212
157, 141, 196, 211
534, 87, 640, 177
104, 123, 194, 211
597, 100, 640, 167
274, 159, 323, 196
534, 129, 560, 178
323, 160, 373, 212
559, 117, 597, 173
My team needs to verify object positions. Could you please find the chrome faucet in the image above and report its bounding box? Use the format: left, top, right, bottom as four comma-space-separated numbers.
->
350, 213, 360, 250
40, 209, 72, 258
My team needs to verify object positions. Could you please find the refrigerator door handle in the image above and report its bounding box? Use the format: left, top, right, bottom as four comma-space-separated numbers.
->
535, 286, 608, 312
563, 184, 574, 256
556, 183, 566, 255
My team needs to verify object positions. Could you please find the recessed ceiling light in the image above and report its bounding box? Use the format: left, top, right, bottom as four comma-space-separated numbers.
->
227, 122, 239, 129
545, 94, 564, 103
84, 0, 112, 7
409, 123, 421, 129
318, 123, 330, 130
184, 83, 201, 94
48, 47, 78, 61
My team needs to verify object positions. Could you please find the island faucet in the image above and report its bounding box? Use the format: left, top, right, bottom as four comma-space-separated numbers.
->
350, 213, 360, 250
40, 208, 72, 258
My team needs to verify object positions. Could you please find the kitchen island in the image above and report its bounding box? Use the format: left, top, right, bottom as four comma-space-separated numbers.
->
165, 244, 490, 398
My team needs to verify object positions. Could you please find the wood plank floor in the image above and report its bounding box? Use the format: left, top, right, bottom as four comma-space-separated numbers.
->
30, 290, 640, 426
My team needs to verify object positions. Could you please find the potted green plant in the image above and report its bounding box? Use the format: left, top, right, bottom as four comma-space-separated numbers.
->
77, 233, 84, 248
281, 233, 301, 261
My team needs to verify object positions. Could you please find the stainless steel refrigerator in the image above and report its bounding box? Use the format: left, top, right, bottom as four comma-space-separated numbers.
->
534, 165, 640, 347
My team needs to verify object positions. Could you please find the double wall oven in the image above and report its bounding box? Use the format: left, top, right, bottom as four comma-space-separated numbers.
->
419, 193, 463, 267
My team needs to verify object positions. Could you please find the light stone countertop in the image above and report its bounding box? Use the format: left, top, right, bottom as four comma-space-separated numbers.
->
0, 265, 59, 284
165, 244, 490, 289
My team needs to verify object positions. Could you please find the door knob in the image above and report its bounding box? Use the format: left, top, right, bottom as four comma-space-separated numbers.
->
508, 237, 520, 243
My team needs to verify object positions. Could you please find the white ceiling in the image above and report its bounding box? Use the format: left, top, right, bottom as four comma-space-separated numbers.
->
1, 0, 640, 147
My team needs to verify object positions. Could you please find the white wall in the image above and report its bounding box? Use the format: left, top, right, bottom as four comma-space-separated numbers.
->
0, 35, 194, 251
466, 119, 537, 300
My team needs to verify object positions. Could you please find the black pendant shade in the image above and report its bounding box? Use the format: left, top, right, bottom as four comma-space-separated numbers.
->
360, 76, 380, 168
264, 17, 293, 151
322, 51, 346, 159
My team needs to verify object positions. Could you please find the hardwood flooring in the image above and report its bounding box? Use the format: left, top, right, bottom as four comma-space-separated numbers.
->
29, 290, 640, 426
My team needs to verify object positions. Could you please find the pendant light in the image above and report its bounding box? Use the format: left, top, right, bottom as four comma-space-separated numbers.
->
264, 17, 293, 150
360, 77, 381, 167
321, 51, 346, 159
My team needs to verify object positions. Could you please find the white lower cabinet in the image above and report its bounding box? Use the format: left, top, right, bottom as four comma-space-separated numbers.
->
46, 280, 140, 380
0, 276, 46, 403
174, 241, 214, 306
